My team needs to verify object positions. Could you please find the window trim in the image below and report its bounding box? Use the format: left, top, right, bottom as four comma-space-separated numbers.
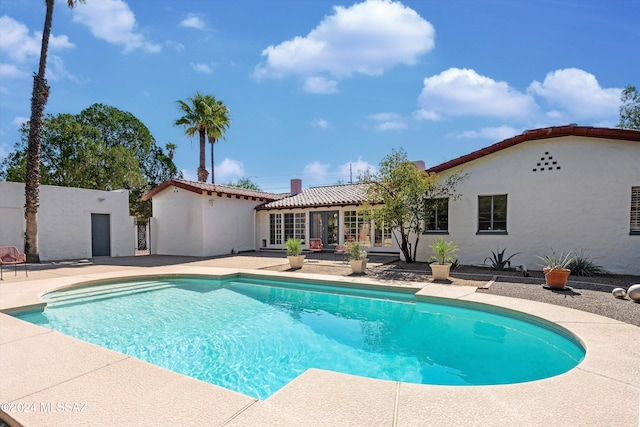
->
477, 194, 508, 235
631, 186, 640, 235
423, 198, 449, 234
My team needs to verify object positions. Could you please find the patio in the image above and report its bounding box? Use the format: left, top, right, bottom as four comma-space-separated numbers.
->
1, 253, 639, 426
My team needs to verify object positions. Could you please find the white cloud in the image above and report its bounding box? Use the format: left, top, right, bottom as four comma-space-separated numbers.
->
166, 40, 185, 52
191, 63, 213, 74
416, 68, 538, 120
452, 125, 520, 141
527, 68, 621, 119
180, 14, 206, 30
254, 0, 434, 86
0, 63, 24, 79
303, 161, 330, 182
216, 158, 245, 181
303, 76, 338, 94
10, 116, 28, 128
338, 157, 375, 180
368, 112, 407, 131
72, 0, 161, 53
311, 118, 333, 129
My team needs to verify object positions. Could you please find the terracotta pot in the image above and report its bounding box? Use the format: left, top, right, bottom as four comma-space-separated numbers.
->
430, 263, 452, 280
543, 268, 571, 289
287, 255, 305, 269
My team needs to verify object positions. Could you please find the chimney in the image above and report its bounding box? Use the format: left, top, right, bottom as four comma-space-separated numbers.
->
290, 178, 302, 195
412, 160, 426, 170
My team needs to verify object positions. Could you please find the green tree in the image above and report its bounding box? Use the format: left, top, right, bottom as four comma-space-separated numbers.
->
165, 142, 177, 160
1, 104, 179, 219
360, 148, 465, 263
618, 85, 640, 130
175, 92, 230, 183
225, 177, 261, 191
24, 0, 85, 263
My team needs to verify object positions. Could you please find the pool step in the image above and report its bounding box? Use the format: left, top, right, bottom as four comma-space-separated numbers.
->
45, 280, 174, 306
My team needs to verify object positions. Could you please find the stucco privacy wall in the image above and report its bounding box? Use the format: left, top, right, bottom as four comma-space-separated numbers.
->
0, 181, 134, 261
149, 185, 264, 257
414, 136, 640, 275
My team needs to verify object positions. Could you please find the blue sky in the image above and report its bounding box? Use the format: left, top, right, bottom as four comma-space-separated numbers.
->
1, 0, 638, 193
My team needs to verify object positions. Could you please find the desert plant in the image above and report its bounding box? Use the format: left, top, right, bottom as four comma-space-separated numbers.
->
538, 249, 575, 271
429, 238, 458, 265
283, 238, 303, 256
346, 242, 367, 260
450, 259, 460, 270
567, 250, 610, 276
484, 248, 520, 270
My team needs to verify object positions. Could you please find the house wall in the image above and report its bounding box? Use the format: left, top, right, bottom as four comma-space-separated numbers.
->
414, 136, 640, 275
0, 181, 134, 261
150, 186, 266, 257
255, 206, 401, 253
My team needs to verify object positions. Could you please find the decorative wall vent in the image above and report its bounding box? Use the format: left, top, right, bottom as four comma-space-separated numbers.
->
532, 151, 561, 172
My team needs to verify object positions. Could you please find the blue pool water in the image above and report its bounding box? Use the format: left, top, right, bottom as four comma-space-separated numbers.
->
15, 276, 585, 399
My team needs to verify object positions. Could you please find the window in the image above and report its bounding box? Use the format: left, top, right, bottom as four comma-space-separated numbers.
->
632, 187, 640, 234
284, 213, 306, 242
424, 198, 449, 233
269, 214, 281, 245
343, 210, 371, 247
478, 195, 507, 233
374, 223, 393, 247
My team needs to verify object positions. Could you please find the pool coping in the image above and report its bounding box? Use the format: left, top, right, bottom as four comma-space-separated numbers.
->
1, 265, 639, 426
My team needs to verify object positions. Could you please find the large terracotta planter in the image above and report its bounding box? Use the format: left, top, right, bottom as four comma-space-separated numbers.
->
350, 259, 368, 274
287, 255, 305, 269
430, 263, 452, 280
543, 268, 571, 289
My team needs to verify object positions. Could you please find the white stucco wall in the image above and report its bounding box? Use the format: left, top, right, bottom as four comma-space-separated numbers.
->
150, 186, 267, 257
414, 136, 640, 275
0, 181, 134, 261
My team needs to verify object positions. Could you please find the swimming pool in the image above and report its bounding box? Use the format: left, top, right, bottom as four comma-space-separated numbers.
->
15, 275, 585, 400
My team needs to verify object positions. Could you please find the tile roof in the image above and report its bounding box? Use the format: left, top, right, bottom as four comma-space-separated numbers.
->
257, 183, 370, 210
142, 179, 288, 202
427, 125, 640, 173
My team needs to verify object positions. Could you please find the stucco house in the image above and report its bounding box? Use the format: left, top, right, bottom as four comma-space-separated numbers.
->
144, 125, 640, 275
0, 181, 134, 261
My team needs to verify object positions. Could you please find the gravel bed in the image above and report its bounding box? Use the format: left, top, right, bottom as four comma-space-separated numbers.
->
263, 259, 640, 326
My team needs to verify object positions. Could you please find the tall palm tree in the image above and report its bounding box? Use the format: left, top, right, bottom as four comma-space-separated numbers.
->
202, 95, 230, 184
24, 0, 84, 263
175, 93, 230, 183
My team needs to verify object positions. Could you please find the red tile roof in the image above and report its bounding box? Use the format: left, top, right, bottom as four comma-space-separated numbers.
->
427, 125, 640, 173
256, 183, 370, 210
142, 179, 288, 202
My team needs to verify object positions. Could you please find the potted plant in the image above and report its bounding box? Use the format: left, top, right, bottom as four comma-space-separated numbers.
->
538, 249, 575, 289
429, 238, 458, 280
283, 238, 305, 269
346, 242, 368, 274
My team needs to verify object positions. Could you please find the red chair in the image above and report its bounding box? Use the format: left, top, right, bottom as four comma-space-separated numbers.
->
334, 244, 348, 263
0, 246, 28, 280
308, 238, 323, 261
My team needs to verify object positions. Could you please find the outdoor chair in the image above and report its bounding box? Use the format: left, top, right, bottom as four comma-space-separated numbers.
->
334, 244, 348, 263
0, 246, 28, 280
308, 238, 323, 261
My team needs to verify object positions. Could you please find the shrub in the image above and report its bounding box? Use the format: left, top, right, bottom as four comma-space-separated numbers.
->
283, 238, 303, 256
484, 248, 520, 270
568, 250, 610, 276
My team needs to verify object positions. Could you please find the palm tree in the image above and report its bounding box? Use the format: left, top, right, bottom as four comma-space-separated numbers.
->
165, 142, 177, 160
175, 93, 230, 183
202, 94, 230, 184
24, 0, 84, 263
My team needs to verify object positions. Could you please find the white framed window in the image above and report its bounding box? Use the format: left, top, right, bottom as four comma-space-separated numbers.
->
269, 213, 282, 245
374, 223, 393, 247
284, 213, 306, 242
343, 210, 371, 247
478, 194, 507, 233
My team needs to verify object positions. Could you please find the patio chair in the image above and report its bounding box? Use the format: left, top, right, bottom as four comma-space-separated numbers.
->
308, 238, 323, 261
0, 246, 28, 280
334, 244, 348, 263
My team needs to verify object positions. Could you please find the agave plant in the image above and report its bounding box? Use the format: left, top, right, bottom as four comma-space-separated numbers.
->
484, 248, 520, 271
538, 249, 575, 271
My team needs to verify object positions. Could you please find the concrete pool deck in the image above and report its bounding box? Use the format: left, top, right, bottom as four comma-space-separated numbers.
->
1, 255, 639, 426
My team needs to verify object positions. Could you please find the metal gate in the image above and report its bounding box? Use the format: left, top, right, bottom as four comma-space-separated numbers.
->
135, 219, 150, 254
